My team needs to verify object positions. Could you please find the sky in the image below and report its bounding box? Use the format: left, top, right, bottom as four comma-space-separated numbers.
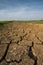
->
0, 0, 43, 20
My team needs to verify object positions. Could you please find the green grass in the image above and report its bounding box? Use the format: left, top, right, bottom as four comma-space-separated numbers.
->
30, 20, 43, 24
11, 20, 43, 24
0, 20, 13, 27
0, 20, 43, 27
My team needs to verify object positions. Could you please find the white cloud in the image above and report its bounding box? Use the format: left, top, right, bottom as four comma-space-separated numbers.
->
0, 6, 43, 20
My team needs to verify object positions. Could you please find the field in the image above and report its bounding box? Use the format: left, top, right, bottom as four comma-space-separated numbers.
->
0, 20, 43, 65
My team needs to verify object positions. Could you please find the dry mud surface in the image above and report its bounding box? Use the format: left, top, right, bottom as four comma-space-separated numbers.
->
0, 22, 43, 65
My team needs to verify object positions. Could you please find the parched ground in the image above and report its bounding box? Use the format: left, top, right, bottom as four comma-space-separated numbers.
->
0, 22, 43, 65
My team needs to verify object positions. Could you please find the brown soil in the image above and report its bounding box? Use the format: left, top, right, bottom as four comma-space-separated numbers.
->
0, 22, 43, 65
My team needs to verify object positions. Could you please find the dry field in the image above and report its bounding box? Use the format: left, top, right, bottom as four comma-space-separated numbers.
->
0, 21, 43, 65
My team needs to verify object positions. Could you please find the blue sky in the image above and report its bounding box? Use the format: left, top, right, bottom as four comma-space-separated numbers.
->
0, 0, 43, 20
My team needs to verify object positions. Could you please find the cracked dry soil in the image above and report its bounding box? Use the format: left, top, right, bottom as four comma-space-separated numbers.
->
0, 22, 43, 65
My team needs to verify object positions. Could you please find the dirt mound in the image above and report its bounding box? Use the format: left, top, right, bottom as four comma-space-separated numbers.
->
0, 22, 43, 65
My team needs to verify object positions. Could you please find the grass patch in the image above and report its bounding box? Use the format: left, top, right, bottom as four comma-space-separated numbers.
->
0, 20, 43, 26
